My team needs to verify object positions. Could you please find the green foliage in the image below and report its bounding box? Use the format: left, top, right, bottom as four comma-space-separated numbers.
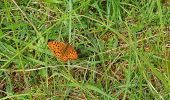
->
0, 0, 170, 99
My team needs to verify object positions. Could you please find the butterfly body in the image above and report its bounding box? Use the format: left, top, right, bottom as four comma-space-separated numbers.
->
48, 41, 78, 62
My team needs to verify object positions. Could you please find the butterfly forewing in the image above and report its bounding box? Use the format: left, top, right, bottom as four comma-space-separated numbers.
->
48, 41, 65, 60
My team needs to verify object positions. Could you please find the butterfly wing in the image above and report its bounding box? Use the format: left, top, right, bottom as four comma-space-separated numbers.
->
64, 45, 78, 60
48, 41, 66, 60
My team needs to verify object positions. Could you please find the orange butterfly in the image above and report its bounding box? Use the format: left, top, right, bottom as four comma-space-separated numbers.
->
48, 41, 78, 62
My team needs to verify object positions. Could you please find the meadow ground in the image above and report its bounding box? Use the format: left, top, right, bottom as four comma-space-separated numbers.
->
0, 0, 170, 99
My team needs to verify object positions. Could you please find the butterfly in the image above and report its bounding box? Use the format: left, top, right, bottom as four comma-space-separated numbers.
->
48, 41, 78, 62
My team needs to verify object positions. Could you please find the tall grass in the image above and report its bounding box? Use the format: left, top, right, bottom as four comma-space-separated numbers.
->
0, 0, 170, 99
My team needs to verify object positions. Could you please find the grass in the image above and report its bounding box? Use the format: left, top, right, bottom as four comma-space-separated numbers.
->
0, 0, 170, 99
